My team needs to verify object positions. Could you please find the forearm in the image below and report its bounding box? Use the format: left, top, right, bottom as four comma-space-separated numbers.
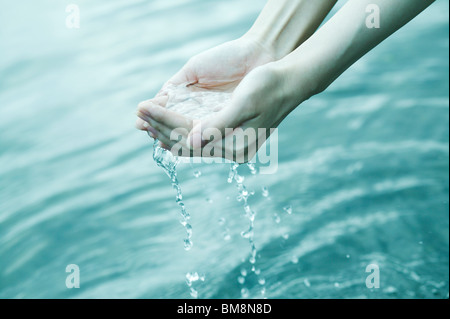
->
244, 0, 337, 60
279, 0, 435, 100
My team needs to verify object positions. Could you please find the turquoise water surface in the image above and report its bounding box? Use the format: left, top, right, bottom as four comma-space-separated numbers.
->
0, 0, 448, 298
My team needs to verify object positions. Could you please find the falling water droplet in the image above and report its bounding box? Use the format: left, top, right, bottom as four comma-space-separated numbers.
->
190, 288, 198, 299
184, 239, 193, 251
247, 162, 257, 175
240, 288, 249, 298
283, 205, 293, 215
262, 186, 269, 198
237, 276, 245, 284
193, 170, 202, 178
227, 163, 239, 183
258, 278, 266, 285
241, 228, 254, 239
222, 231, 231, 241
235, 174, 244, 184
304, 278, 311, 287
186, 224, 193, 238
273, 213, 281, 224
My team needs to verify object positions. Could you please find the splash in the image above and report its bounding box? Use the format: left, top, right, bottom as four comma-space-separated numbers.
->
151, 84, 233, 251
149, 84, 268, 298
152, 139, 192, 250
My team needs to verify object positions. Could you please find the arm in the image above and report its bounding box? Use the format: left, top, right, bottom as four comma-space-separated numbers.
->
185, 0, 435, 156
244, 0, 338, 60
277, 0, 436, 101
137, 0, 337, 145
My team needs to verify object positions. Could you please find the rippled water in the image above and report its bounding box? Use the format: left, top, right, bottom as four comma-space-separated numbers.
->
0, 0, 448, 299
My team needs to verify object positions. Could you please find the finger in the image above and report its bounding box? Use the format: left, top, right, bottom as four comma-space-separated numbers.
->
138, 103, 193, 131
138, 95, 169, 110
137, 110, 185, 142
186, 104, 250, 150
135, 118, 150, 131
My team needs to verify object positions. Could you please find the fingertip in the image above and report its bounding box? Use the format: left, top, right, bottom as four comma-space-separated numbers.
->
138, 100, 152, 110
135, 118, 150, 130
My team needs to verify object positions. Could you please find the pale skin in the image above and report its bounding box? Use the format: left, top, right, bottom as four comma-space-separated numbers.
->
136, 0, 435, 162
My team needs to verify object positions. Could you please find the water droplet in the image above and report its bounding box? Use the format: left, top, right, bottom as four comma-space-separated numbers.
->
283, 205, 293, 215
304, 278, 311, 287
240, 269, 247, 277
258, 278, 266, 285
334, 282, 340, 288
186, 272, 199, 282
291, 256, 299, 264
193, 170, 202, 178
223, 232, 231, 241
282, 233, 289, 240
247, 162, 257, 175
273, 213, 281, 224
262, 186, 269, 198
384, 286, 397, 294
186, 224, 193, 238
261, 288, 266, 295
235, 174, 244, 184
237, 276, 245, 284
227, 163, 239, 183
190, 287, 198, 299
184, 239, 193, 251
241, 228, 254, 239
240, 288, 249, 298
346, 254, 351, 259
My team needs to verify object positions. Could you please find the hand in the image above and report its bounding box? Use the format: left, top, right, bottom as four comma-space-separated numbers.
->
137, 59, 315, 163
136, 35, 275, 148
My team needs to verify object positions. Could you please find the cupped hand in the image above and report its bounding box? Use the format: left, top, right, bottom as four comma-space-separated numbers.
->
136, 36, 275, 145
137, 58, 315, 163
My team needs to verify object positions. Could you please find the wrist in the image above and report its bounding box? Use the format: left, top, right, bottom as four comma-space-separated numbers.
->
243, 23, 296, 62
271, 56, 322, 113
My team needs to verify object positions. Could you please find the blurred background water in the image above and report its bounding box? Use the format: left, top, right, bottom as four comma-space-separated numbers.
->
0, 0, 448, 299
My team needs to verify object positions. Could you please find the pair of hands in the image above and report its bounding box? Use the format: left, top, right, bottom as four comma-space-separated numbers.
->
136, 36, 307, 162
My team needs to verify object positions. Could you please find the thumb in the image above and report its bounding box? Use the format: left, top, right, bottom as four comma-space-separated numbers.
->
186, 106, 244, 150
